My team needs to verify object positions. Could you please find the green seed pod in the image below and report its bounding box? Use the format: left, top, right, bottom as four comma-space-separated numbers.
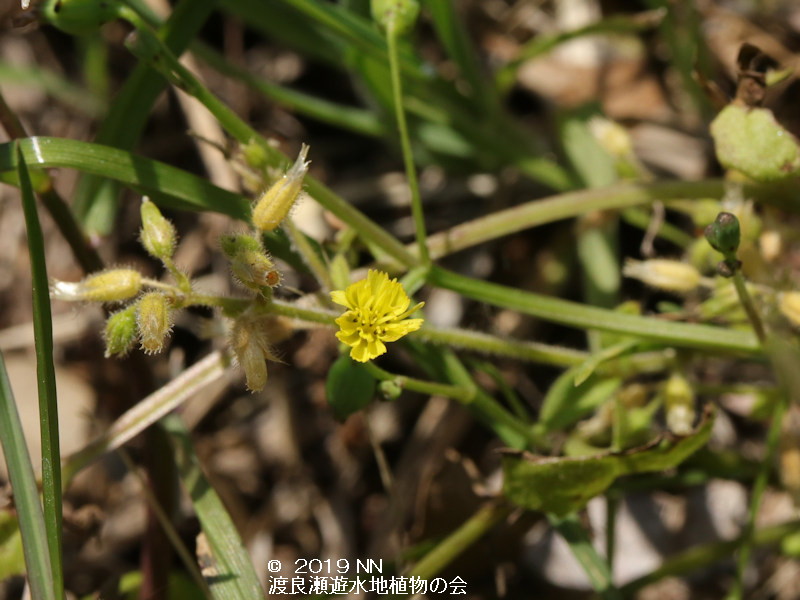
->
140, 198, 177, 261
137, 292, 172, 354
371, 0, 420, 34
40, 0, 120, 36
104, 304, 138, 357
704, 212, 741, 255
220, 233, 281, 293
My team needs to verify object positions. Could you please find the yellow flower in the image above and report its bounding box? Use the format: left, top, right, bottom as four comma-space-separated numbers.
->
331, 270, 424, 362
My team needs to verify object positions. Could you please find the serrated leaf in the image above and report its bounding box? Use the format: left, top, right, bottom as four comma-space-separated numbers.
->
504, 405, 715, 516
326, 356, 377, 420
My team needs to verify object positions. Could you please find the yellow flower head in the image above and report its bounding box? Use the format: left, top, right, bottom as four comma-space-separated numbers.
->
331, 270, 424, 362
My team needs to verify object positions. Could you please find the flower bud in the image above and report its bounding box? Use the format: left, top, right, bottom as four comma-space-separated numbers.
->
623, 259, 701, 293
230, 315, 278, 392
140, 198, 177, 261
220, 233, 281, 293
371, 0, 420, 34
704, 212, 741, 255
40, 0, 120, 36
664, 373, 695, 436
779, 292, 800, 328
379, 379, 403, 400
252, 145, 309, 232
104, 304, 138, 357
137, 292, 172, 354
51, 268, 142, 302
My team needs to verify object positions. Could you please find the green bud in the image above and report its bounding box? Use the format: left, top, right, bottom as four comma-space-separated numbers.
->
137, 292, 172, 354
371, 0, 419, 34
140, 198, 177, 261
40, 0, 120, 36
704, 212, 741, 255
220, 234, 281, 293
379, 379, 403, 400
240, 139, 270, 170
104, 304, 138, 357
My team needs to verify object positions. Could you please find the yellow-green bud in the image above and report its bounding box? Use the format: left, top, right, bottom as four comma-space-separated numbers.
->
779, 292, 800, 328
371, 0, 420, 34
51, 269, 142, 302
240, 139, 270, 170
252, 145, 309, 232
622, 259, 701, 293
220, 234, 281, 293
230, 316, 276, 392
137, 292, 172, 354
104, 304, 138, 357
40, 0, 120, 36
664, 373, 695, 436
140, 198, 177, 261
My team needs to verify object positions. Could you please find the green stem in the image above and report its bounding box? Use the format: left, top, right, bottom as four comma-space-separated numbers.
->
386, 24, 429, 265
550, 513, 621, 599
730, 270, 767, 344
727, 393, 787, 599
622, 519, 800, 596
407, 502, 512, 581
414, 180, 784, 261
428, 266, 760, 354
284, 217, 333, 291
363, 362, 475, 403
119, 9, 417, 269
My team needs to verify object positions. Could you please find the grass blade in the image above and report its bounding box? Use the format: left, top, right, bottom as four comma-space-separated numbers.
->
72, 0, 217, 234
1, 137, 249, 220
428, 266, 761, 354
0, 353, 56, 600
162, 414, 264, 599
16, 146, 63, 597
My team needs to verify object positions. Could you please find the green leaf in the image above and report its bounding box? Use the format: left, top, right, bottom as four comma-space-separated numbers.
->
16, 146, 64, 596
538, 369, 622, 434
326, 356, 377, 419
0, 137, 249, 220
162, 414, 264, 599
711, 104, 800, 182
0, 353, 56, 600
503, 405, 715, 516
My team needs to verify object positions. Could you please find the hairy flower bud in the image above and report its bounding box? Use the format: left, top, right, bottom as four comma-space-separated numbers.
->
252, 145, 309, 232
623, 259, 701, 293
230, 315, 278, 392
104, 304, 138, 357
51, 269, 142, 302
220, 233, 281, 293
137, 292, 172, 354
140, 198, 177, 261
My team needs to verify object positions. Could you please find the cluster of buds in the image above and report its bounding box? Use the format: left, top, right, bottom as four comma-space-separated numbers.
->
51, 199, 180, 357
49, 143, 312, 392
